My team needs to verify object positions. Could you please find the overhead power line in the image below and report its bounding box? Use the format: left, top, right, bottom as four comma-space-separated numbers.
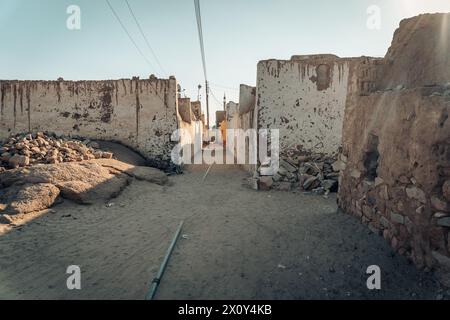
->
194, 0, 208, 81
194, 0, 210, 129
105, 0, 156, 72
210, 89, 223, 108
125, 0, 167, 77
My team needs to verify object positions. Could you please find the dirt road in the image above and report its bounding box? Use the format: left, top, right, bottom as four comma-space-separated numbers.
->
0, 165, 445, 299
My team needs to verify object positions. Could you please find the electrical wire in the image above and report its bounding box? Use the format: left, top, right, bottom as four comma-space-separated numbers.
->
125, 0, 168, 77
105, 0, 156, 72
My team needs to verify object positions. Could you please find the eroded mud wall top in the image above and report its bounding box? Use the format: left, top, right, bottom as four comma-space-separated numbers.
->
378, 13, 450, 90
0, 78, 178, 161
239, 84, 256, 115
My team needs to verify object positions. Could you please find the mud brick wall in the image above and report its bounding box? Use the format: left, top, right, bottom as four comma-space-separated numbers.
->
176, 98, 203, 157
226, 101, 240, 131
238, 85, 257, 173
338, 13, 450, 278
0, 77, 178, 163
256, 55, 355, 157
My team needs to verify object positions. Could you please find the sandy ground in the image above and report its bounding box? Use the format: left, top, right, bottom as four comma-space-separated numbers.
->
0, 164, 447, 300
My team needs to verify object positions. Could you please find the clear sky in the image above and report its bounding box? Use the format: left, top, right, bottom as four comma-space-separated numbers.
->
1, 0, 449, 123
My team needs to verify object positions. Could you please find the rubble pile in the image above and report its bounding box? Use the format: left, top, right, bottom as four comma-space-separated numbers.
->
0, 132, 114, 171
259, 148, 343, 194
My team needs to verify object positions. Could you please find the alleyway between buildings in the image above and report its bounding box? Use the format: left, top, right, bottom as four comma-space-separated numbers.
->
0, 165, 444, 299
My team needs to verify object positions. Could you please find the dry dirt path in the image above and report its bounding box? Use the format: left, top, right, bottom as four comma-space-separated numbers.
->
0, 165, 446, 299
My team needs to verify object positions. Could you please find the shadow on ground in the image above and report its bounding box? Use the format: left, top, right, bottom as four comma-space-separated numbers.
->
0, 165, 445, 299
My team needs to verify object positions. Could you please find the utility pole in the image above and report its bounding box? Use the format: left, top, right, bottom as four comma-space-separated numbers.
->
205, 80, 210, 129
223, 93, 226, 111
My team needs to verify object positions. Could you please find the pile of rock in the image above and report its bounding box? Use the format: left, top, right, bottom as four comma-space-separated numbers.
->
0, 132, 113, 171
259, 149, 343, 194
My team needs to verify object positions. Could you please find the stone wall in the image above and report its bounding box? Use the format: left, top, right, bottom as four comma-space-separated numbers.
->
338, 13, 450, 278
0, 77, 178, 166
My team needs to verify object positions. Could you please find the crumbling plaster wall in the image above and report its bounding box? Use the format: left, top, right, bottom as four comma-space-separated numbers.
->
0, 78, 178, 163
339, 90, 450, 270
226, 101, 240, 130
255, 56, 352, 156
338, 13, 450, 277
176, 98, 203, 150
238, 84, 257, 173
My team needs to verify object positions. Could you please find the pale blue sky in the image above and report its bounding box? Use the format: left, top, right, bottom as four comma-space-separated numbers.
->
1, 0, 449, 118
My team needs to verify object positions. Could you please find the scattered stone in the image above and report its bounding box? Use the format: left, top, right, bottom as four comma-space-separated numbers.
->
380, 216, 391, 228
101, 152, 114, 159
437, 217, 450, 227
350, 169, 361, 179
303, 176, 319, 190
258, 176, 273, 191
88, 141, 100, 149
379, 185, 389, 200
432, 251, 450, 269
272, 173, 282, 182
278, 182, 292, 192
8, 154, 30, 168
415, 206, 425, 214
321, 179, 337, 191
374, 177, 384, 187
391, 212, 405, 224
280, 159, 297, 173
431, 196, 449, 212
0, 214, 13, 224
0, 132, 114, 170
362, 205, 373, 218
0, 152, 11, 162
434, 212, 448, 219
443, 180, 450, 201
263, 148, 340, 193
332, 160, 346, 172
406, 186, 427, 203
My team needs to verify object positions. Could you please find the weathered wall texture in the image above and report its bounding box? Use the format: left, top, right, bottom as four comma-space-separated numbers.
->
216, 111, 226, 128
177, 98, 203, 148
178, 98, 193, 123
226, 101, 240, 130
0, 78, 178, 164
255, 55, 352, 156
338, 13, 450, 277
378, 13, 450, 90
239, 84, 256, 116
238, 84, 257, 173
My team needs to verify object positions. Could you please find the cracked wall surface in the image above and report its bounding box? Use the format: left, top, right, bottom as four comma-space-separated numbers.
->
255, 55, 353, 156
0, 77, 178, 164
